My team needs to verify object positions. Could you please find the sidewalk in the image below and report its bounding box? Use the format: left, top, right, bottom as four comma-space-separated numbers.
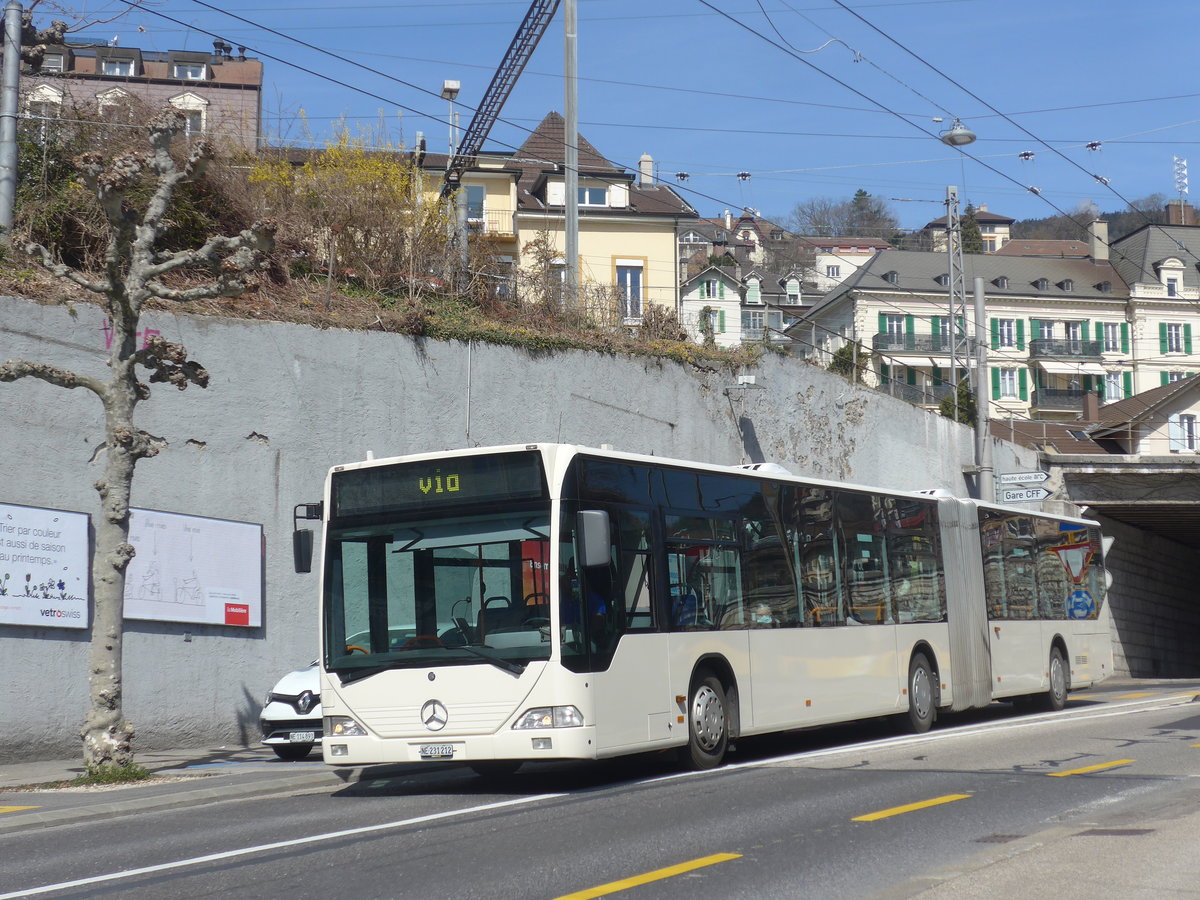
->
0, 745, 343, 835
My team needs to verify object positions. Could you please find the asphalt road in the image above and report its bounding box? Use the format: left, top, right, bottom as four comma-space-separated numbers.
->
4, 684, 1200, 899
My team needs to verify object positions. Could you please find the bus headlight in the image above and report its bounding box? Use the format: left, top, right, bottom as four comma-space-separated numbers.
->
326, 716, 367, 737
513, 706, 583, 729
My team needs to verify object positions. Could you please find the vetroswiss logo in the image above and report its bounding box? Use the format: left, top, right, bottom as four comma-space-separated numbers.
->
39, 608, 82, 619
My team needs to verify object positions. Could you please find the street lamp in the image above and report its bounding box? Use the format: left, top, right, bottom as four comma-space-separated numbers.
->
440, 79, 460, 159
939, 118, 977, 147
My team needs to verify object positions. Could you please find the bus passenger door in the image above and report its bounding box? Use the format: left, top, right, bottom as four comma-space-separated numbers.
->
579, 509, 675, 754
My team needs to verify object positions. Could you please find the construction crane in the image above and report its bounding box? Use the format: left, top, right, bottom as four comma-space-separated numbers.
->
440, 0, 561, 198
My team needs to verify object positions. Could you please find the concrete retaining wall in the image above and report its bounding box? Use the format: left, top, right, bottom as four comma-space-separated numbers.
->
0, 295, 1061, 759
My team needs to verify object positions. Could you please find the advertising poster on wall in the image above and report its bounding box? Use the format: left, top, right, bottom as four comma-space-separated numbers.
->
0, 502, 90, 628
123, 508, 263, 628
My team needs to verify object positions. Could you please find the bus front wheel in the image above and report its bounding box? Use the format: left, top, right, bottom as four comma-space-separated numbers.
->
905, 653, 936, 733
1034, 647, 1068, 712
685, 674, 728, 770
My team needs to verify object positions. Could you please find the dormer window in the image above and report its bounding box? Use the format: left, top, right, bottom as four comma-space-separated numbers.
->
40, 53, 65, 73
883, 270, 899, 284
934, 273, 949, 287
102, 58, 133, 76
714, 229, 725, 240
173, 63, 207, 80
680, 231, 705, 244
578, 186, 606, 206
993, 275, 1009, 289
1059, 278, 1074, 292
770, 230, 783, 241
1034, 278, 1049, 290
1097, 280, 1111, 293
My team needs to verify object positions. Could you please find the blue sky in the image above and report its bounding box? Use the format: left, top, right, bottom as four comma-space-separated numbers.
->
71, 0, 1200, 232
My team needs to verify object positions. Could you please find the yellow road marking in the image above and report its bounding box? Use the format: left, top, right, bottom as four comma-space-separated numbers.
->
1191, 743, 1200, 748
0, 806, 39, 814
852, 794, 970, 822
554, 853, 741, 900
1067, 693, 1094, 700
1047, 759, 1135, 777
1114, 692, 1157, 699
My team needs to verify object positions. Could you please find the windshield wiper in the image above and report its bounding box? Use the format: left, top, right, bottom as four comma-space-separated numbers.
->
335, 663, 396, 685
458, 644, 525, 676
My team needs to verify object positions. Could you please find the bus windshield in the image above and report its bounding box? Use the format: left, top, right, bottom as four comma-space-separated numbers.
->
323, 507, 553, 677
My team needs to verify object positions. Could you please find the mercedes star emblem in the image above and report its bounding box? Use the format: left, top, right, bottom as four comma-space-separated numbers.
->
421, 699, 449, 731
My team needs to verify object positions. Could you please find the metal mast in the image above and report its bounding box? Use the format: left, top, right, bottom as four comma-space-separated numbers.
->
945, 186, 970, 423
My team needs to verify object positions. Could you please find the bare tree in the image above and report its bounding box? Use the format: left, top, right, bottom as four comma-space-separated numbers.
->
788, 189, 899, 240
0, 109, 275, 771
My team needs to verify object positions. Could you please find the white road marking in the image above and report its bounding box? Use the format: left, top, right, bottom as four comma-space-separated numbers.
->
0, 793, 566, 899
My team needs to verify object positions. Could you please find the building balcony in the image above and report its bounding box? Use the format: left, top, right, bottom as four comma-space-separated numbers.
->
872, 333, 977, 355
466, 207, 517, 239
1030, 388, 1085, 412
1028, 338, 1102, 359
742, 327, 791, 344
876, 381, 955, 407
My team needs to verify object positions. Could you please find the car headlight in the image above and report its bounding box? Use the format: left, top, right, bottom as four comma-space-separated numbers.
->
513, 706, 583, 729
326, 716, 367, 737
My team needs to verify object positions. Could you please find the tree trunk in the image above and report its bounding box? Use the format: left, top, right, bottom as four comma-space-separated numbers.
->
81, 330, 140, 768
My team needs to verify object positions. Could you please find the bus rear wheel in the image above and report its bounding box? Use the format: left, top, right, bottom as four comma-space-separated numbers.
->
684, 674, 729, 770
1034, 647, 1068, 712
904, 653, 936, 734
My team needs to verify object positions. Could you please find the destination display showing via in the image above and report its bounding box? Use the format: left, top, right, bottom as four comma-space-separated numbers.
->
332, 451, 546, 517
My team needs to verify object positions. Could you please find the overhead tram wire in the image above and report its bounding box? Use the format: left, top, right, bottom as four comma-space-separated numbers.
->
825, 0, 1200, 280
695, 0, 1200, 296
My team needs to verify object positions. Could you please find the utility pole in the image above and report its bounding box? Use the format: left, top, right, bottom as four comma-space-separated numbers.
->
0, 0, 22, 241
973, 276, 993, 501
563, 0, 579, 312
945, 186, 969, 423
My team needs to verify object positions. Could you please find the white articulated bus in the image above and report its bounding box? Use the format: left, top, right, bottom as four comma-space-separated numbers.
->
291, 443, 1111, 772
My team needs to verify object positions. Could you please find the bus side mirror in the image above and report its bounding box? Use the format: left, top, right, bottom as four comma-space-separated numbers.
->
577, 510, 610, 568
293, 528, 314, 574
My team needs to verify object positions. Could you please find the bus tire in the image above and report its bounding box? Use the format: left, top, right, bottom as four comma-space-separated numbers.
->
905, 653, 936, 734
685, 674, 729, 770
1035, 647, 1068, 712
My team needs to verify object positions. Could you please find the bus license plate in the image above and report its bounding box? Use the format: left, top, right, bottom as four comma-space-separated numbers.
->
289, 731, 315, 743
419, 743, 454, 760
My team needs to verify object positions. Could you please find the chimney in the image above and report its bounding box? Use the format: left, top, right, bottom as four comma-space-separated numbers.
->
724, 209, 732, 230
978, 203, 988, 212
1166, 199, 1196, 226
638, 152, 653, 186
1081, 391, 1100, 423
1089, 219, 1109, 262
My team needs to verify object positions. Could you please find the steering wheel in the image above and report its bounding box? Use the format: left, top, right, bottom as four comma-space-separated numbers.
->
522, 617, 551, 627
345, 645, 369, 654
399, 634, 445, 651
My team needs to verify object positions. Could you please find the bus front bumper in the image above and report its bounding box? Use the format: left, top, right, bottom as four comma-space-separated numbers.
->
321, 725, 599, 766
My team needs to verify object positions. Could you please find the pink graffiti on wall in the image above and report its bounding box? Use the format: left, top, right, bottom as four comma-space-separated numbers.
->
101, 320, 161, 351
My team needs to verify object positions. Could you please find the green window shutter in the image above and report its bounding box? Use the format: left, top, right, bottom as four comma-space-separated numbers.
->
1162, 371, 1170, 386
1121, 322, 1130, 353
1083, 375, 1093, 392
1186, 324, 1193, 354
1018, 368, 1028, 401
905, 314, 915, 334
932, 364, 942, 385
878, 312, 887, 334
1095, 321, 1104, 342
1123, 371, 1132, 397
718, 281, 725, 300
880, 363, 891, 384
1016, 319, 1025, 351
906, 367, 917, 385
1160, 322, 1169, 354
990, 317, 999, 350
991, 367, 1001, 400
1097, 377, 1106, 402
717, 309, 726, 332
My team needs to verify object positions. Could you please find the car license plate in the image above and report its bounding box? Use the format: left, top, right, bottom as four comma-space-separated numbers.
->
289, 731, 315, 743
418, 743, 454, 760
